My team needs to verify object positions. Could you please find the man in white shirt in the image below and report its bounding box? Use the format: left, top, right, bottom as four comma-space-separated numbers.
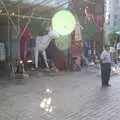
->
100, 45, 111, 87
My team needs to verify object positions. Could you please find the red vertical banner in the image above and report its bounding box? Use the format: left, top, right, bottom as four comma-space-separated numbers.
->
70, 23, 83, 67
68, 0, 83, 67
95, 14, 104, 32
20, 26, 32, 60
84, 7, 95, 22
70, 34, 81, 67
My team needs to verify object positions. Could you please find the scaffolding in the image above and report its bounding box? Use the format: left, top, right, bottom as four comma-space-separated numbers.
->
0, 0, 59, 62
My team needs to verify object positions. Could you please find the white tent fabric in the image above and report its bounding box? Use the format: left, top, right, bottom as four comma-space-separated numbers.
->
74, 21, 83, 41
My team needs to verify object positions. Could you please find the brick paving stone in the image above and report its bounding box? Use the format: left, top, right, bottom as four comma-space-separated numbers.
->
0, 70, 120, 120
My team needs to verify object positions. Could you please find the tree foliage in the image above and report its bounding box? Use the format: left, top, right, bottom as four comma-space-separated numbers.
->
108, 32, 117, 46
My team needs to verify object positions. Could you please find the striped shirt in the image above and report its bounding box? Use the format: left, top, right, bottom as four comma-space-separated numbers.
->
100, 50, 111, 63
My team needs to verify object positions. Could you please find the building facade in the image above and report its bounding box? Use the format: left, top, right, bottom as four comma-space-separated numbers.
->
105, 0, 120, 34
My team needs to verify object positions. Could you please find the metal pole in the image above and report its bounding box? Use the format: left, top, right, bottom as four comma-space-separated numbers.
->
17, 5, 20, 58
67, 35, 71, 70
0, 13, 50, 21
7, 17, 10, 61
102, 0, 105, 50
75, 0, 83, 67
67, 0, 75, 70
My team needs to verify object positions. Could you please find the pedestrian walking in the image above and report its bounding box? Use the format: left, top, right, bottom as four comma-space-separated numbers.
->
100, 45, 111, 87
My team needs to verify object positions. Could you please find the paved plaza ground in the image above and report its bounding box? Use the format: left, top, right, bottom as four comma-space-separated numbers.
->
0, 69, 120, 120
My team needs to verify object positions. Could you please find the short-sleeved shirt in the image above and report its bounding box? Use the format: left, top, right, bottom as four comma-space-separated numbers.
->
100, 50, 111, 63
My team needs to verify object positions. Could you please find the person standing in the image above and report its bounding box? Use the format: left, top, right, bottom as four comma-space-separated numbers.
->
100, 45, 111, 87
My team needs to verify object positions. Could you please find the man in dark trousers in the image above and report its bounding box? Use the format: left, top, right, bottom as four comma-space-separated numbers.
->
100, 45, 111, 87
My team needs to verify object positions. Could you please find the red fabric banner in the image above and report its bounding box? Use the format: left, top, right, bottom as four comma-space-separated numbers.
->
84, 7, 105, 32
94, 15, 104, 32
85, 7, 95, 22
70, 31, 82, 66
20, 26, 32, 60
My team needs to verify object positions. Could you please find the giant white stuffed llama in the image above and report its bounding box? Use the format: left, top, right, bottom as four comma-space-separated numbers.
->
34, 28, 58, 69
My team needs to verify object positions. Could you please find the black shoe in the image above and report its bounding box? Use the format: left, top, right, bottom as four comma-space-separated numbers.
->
102, 84, 107, 88
106, 84, 111, 87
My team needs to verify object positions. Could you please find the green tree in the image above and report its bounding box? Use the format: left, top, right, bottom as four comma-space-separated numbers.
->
108, 32, 117, 46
